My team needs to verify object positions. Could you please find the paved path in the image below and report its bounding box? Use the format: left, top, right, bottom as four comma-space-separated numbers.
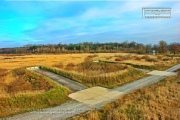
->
3, 64, 180, 120
135, 68, 151, 73
34, 69, 88, 92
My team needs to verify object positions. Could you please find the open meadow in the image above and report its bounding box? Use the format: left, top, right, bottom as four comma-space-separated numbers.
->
0, 53, 179, 118
1, 53, 179, 70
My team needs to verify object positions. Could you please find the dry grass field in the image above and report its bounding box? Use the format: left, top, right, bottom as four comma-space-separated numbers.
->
1, 53, 179, 94
0, 53, 179, 118
0, 54, 88, 70
1, 53, 179, 88
1, 53, 179, 70
71, 69, 180, 120
0, 68, 69, 118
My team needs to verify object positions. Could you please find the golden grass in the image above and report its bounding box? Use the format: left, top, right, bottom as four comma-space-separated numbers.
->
1, 53, 178, 70
71, 70, 180, 120
0, 53, 119, 70
1, 53, 179, 95
0, 68, 70, 118
0, 53, 108, 96
1, 54, 86, 70
123, 60, 154, 65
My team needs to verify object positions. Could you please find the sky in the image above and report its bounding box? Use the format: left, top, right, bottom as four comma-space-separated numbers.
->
0, 0, 180, 48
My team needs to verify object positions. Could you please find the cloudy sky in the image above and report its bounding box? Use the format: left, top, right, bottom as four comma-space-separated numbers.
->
0, 0, 180, 48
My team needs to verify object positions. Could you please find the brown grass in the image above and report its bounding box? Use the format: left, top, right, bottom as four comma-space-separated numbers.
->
0, 54, 88, 70
1, 53, 177, 70
0, 68, 70, 118
0, 68, 53, 97
71, 70, 180, 120
42, 66, 146, 88
115, 57, 123, 61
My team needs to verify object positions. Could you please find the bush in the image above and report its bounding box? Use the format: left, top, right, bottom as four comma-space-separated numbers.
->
162, 57, 171, 61
141, 55, 150, 60
115, 57, 123, 61
123, 65, 128, 70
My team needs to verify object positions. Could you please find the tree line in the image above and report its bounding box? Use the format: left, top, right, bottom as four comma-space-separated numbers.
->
0, 40, 179, 55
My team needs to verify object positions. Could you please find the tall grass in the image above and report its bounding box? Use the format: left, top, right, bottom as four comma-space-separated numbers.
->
41, 66, 146, 88
122, 62, 179, 70
0, 68, 70, 118
71, 70, 180, 120
122, 63, 156, 70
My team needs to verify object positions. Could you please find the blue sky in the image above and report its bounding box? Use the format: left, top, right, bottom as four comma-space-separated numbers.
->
0, 0, 180, 48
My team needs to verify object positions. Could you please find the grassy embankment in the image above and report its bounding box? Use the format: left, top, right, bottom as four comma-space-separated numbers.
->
41, 65, 146, 88
0, 68, 70, 118
71, 70, 180, 120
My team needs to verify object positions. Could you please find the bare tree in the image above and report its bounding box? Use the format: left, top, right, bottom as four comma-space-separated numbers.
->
159, 40, 167, 54
170, 43, 180, 55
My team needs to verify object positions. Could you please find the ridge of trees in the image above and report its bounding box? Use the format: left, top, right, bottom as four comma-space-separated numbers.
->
0, 41, 179, 54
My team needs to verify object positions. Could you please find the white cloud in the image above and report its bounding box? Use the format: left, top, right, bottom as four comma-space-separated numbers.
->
75, 32, 87, 36
79, 1, 162, 20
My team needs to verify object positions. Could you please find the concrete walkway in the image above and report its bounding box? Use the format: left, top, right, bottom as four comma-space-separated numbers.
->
34, 69, 88, 92
4, 64, 180, 120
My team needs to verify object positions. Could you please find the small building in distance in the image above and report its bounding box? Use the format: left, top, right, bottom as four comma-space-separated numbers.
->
152, 50, 156, 55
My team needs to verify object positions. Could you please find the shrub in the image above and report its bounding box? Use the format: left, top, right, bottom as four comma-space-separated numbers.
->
123, 65, 128, 70
162, 57, 171, 61
141, 55, 150, 59
115, 57, 123, 61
